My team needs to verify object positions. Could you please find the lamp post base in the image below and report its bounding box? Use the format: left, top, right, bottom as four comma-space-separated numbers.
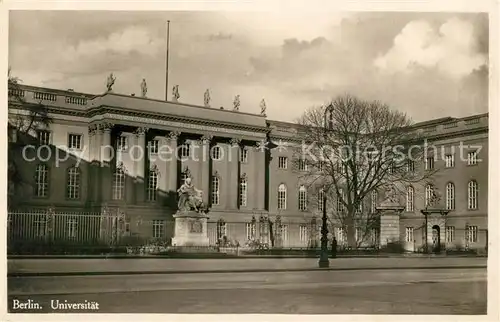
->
318, 251, 330, 268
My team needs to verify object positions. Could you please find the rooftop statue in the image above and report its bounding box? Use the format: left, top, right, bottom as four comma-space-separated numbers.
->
177, 177, 206, 213
260, 98, 267, 116
140, 78, 147, 97
233, 94, 240, 111
204, 89, 211, 107
172, 85, 180, 101
106, 73, 116, 92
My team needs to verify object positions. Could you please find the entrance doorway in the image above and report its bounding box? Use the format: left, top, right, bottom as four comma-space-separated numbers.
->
432, 225, 441, 253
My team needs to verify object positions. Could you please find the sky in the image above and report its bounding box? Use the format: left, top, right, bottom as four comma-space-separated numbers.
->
8, 10, 489, 123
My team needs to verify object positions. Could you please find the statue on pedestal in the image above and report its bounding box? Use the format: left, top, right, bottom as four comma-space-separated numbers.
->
427, 189, 441, 208
106, 73, 116, 92
385, 184, 399, 204
140, 78, 147, 97
177, 177, 206, 213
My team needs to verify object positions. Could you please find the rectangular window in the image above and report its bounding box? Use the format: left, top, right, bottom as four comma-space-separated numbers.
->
370, 228, 379, 245
467, 151, 478, 166
405, 227, 414, 243
355, 227, 363, 242
180, 143, 190, 158
117, 136, 127, 151
152, 220, 165, 238
278, 156, 288, 169
466, 226, 478, 243
446, 226, 455, 243
240, 148, 249, 163
281, 224, 289, 243
406, 160, 415, 172
37, 130, 51, 145
425, 156, 434, 170
246, 222, 256, 240
298, 159, 308, 171
337, 227, 346, 244
68, 134, 82, 150
445, 154, 455, 168
299, 225, 308, 243
239, 178, 248, 207
149, 139, 159, 154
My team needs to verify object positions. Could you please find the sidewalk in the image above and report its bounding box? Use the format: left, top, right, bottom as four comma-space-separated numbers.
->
8, 257, 487, 277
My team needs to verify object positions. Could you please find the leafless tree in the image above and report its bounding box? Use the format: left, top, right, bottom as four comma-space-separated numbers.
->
8, 67, 52, 207
292, 94, 438, 248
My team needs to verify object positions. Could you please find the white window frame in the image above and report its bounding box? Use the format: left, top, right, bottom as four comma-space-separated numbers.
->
298, 158, 308, 171
299, 225, 308, 243
445, 226, 455, 243
68, 134, 82, 150
336, 189, 345, 212
239, 176, 248, 207
466, 226, 478, 243
245, 222, 256, 240
468, 180, 478, 210
445, 154, 455, 168
425, 184, 433, 207
425, 156, 434, 170
298, 185, 307, 211
152, 220, 165, 238
405, 227, 414, 243
180, 143, 190, 158
112, 167, 126, 200
67, 167, 80, 200
406, 186, 414, 211
446, 182, 455, 210
371, 190, 378, 213
467, 151, 478, 166
35, 164, 49, 197
211, 145, 222, 161
278, 156, 288, 169
149, 139, 159, 155
147, 169, 158, 202
37, 130, 51, 145
240, 148, 249, 163
211, 176, 220, 205
318, 189, 324, 212
278, 184, 287, 209
117, 135, 128, 151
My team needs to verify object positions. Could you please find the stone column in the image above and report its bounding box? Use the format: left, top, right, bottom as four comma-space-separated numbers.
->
134, 127, 148, 203
100, 122, 113, 202
167, 131, 180, 193
229, 138, 241, 209
254, 142, 266, 210
201, 135, 212, 206
87, 125, 99, 205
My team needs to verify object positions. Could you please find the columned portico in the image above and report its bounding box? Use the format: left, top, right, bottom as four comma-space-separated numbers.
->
134, 127, 148, 203
201, 135, 212, 205
255, 146, 266, 210
167, 131, 180, 194
229, 138, 241, 209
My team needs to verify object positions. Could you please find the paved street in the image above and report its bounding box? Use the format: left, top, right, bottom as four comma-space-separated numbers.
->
8, 266, 486, 314
7, 257, 486, 275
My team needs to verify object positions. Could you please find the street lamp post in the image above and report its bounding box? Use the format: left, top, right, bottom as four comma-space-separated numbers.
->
319, 103, 334, 268
318, 193, 329, 268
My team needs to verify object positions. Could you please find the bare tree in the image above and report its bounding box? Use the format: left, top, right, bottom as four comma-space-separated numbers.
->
292, 94, 437, 248
8, 67, 52, 207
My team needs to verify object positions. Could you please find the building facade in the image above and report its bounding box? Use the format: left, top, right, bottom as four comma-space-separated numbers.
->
8, 84, 489, 251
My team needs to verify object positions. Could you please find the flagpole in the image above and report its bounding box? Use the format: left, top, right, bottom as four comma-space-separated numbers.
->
165, 20, 170, 101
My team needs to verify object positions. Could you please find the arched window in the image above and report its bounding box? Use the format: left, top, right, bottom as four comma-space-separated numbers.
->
212, 176, 220, 205
278, 184, 287, 210
446, 182, 455, 210
371, 190, 378, 213
67, 167, 80, 200
336, 189, 345, 212
35, 164, 49, 197
298, 185, 307, 211
468, 180, 478, 210
211, 145, 222, 161
318, 188, 324, 211
112, 166, 126, 200
239, 175, 248, 207
147, 168, 158, 201
425, 184, 433, 207
406, 186, 414, 212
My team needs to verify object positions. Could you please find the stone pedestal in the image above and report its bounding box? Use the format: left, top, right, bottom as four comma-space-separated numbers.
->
171, 211, 210, 246
377, 204, 405, 247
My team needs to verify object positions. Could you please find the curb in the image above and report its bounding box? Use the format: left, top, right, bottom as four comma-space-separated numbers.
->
7, 254, 486, 259
7, 265, 486, 278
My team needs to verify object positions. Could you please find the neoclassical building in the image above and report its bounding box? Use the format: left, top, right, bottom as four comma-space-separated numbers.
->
8, 84, 488, 251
